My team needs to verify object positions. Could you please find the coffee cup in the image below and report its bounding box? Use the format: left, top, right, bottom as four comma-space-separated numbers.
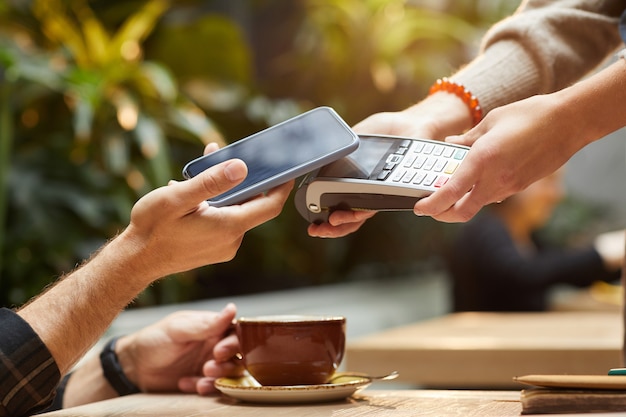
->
235, 315, 346, 386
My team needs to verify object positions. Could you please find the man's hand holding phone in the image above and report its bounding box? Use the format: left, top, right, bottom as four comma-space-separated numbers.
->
182, 107, 359, 207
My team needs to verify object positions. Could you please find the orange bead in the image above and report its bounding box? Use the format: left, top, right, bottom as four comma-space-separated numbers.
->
428, 78, 483, 127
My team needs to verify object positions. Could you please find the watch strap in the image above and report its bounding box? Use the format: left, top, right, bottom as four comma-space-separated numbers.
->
99, 336, 141, 396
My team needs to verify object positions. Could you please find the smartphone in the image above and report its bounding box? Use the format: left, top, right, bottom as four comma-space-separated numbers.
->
182, 107, 359, 207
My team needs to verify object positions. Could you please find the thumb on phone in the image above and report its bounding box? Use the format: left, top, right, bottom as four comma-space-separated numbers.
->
180, 159, 248, 205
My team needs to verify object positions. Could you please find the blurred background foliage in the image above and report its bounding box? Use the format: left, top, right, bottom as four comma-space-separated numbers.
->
0, 0, 531, 307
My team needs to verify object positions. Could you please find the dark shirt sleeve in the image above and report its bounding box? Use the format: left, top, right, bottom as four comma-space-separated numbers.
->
0, 308, 61, 417
466, 216, 618, 289
448, 212, 621, 311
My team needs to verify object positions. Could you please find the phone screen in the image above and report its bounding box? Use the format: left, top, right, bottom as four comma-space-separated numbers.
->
182, 107, 359, 206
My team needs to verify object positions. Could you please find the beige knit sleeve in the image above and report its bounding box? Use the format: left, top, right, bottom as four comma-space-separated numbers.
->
452, 0, 625, 114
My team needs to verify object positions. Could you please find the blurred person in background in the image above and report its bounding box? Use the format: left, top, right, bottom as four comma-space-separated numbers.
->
446, 170, 624, 312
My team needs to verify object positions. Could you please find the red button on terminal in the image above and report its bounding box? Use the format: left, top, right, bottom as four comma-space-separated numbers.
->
434, 176, 449, 188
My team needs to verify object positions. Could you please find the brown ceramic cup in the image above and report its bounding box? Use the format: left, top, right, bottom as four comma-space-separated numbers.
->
235, 315, 346, 386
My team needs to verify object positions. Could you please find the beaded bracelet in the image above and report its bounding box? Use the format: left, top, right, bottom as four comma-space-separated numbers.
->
428, 77, 483, 127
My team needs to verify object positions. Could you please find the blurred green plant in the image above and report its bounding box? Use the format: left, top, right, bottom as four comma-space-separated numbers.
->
0, 0, 250, 306
290, 0, 475, 118
31, 0, 224, 188
1, 0, 524, 307
253, 0, 518, 124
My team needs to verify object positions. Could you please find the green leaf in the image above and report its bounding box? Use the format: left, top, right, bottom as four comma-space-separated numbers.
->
72, 97, 95, 141
32, 0, 90, 66
0, 44, 64, 90
167, 104, 224, 146
147, 14, 252, 84
103, 132, 129, 175
108, 0, 169, 62
64, 67, 105, 105
134, 114, 171, 186
76, 4, 111, 65
137, 61, 177, 101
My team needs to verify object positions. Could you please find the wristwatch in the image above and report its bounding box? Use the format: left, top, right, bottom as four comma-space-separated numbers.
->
99, 336, 141, 396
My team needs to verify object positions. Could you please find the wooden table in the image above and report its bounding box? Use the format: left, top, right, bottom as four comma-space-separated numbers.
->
346, 311, 623, 389
38, 390, 626, 416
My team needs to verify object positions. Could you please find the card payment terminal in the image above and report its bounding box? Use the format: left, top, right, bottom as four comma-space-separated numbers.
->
294, 134, 469, 223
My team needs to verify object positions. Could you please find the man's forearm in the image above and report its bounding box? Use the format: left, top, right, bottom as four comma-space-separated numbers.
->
18, 230, 153, 375
61, 353, 119, 408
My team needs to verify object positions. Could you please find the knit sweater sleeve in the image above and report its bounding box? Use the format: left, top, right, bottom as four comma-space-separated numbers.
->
453, 0, 625, 114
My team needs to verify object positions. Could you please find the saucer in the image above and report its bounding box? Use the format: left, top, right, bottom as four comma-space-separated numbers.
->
214, 373, 371, 404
